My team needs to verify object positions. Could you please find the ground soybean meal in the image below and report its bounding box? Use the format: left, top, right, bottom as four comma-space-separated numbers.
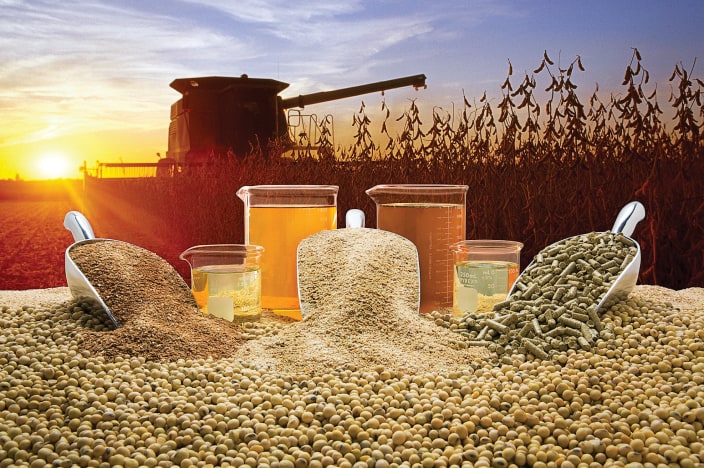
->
68, 240, 244, 361
249, 228, 488, 375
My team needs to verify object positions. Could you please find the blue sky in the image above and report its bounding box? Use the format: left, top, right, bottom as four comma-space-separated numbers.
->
0, 0, 702, 178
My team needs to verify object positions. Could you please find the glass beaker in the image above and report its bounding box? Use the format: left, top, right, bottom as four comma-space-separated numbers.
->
179, 244, 264, 323
451, 240, 523, 317
366, 184, 468, 313
236, 185, 338, 320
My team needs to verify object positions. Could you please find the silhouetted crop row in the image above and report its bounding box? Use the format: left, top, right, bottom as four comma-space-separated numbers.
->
85, 49, 703, 289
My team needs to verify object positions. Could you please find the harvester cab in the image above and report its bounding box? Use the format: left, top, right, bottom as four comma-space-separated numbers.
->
166, 73, 426, 164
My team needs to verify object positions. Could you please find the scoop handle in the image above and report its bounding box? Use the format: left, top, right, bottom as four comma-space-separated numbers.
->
345, 209, 366, 228
64, 211, 96, 242
611, 201, 645, 236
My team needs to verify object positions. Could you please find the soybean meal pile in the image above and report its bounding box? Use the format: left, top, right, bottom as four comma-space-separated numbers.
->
68, 240, 245, 361
245, 228, 485, 375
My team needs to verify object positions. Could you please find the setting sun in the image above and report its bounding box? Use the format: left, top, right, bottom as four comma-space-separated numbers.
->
34, 153, 73, 179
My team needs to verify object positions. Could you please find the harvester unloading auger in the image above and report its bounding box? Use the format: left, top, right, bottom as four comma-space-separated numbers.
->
166, 74, 427, 164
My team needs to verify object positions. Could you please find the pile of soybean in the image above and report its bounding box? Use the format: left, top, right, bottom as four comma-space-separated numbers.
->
1, 288, 703, 468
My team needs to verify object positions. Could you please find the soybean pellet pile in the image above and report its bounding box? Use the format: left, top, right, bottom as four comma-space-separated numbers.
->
450, 231, 639, 361
1, 286, 703, 467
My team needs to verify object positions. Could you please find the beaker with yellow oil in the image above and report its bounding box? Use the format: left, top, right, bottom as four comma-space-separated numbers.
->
366, 184, 468, 313
236, 185, 338, 320
451, 240, 523, 317
179, 244, 264, 323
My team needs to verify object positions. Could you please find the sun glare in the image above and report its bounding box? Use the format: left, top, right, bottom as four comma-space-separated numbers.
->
35, 153, 73, 179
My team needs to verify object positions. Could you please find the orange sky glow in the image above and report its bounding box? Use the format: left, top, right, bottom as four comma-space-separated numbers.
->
1, 1, 701, 180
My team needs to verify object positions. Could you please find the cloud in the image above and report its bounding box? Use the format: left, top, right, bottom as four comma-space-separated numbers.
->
0, 1, 260, 144
180, 0, 364, 24
0, 0, 459, 146
11, 0, 693, 150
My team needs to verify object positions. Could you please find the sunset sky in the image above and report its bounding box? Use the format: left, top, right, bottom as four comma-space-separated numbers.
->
1, 0, 702, 180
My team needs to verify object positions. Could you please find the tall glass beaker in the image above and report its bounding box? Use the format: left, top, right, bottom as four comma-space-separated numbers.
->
366, 184, 468, 313
236, 185, 338, 320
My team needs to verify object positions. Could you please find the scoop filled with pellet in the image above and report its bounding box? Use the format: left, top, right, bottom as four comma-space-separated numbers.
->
464, 201, 645, 361
509, 200, 645, 313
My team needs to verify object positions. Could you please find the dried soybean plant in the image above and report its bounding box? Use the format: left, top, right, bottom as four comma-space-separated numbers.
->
82, 49, 704, 289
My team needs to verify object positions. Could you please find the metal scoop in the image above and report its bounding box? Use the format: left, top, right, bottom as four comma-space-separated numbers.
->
595, 201, 645, 311
63, 211, 121, 328
509, 201, 645, 312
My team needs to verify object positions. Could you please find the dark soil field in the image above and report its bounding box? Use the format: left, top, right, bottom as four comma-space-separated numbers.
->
0, 199, 78, 290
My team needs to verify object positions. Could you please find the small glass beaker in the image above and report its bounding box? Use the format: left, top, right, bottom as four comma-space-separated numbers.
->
450, 240, 523, 317
179, 244, 264, 323
366, 184, 468, 313
236, 185, 338, 320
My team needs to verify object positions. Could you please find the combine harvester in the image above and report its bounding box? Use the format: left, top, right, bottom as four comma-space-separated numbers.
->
85, 73, 426, 178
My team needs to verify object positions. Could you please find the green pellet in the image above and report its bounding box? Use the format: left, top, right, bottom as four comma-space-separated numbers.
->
518, 322, 533, 337
498, 313, 519, 326
553, 287, 566, 302
577, 336, 591, 350
615, 233, 635, 246
486, 319, 508, 334
523, 339, 548, 359
586, 306, 603, 331
570, 311, 589, 322
558, 315, 583, 330
522, 283, 538, 299
560, 261, 576, 277
621, 254, 634, 269
552, 306, 567, 319
466, 340, 493, 347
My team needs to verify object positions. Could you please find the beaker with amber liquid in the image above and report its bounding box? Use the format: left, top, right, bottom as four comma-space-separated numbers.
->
366, 184, 468, 313
237, 185, 338, 320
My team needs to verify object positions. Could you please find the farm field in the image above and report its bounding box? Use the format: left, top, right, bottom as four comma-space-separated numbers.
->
1, 49, 703, 468
2, 51, 703, 292
0, 199, 79, 290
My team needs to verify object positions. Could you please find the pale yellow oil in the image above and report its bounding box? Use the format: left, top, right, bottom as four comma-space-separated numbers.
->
191, 264, 261, 323
453, 261, 519, 316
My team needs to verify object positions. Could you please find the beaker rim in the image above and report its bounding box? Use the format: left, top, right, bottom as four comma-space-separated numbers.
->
451, 239, 524, 252
237, 185, 339, 195
366, 184, 469, 195
179, 244, 264, 260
